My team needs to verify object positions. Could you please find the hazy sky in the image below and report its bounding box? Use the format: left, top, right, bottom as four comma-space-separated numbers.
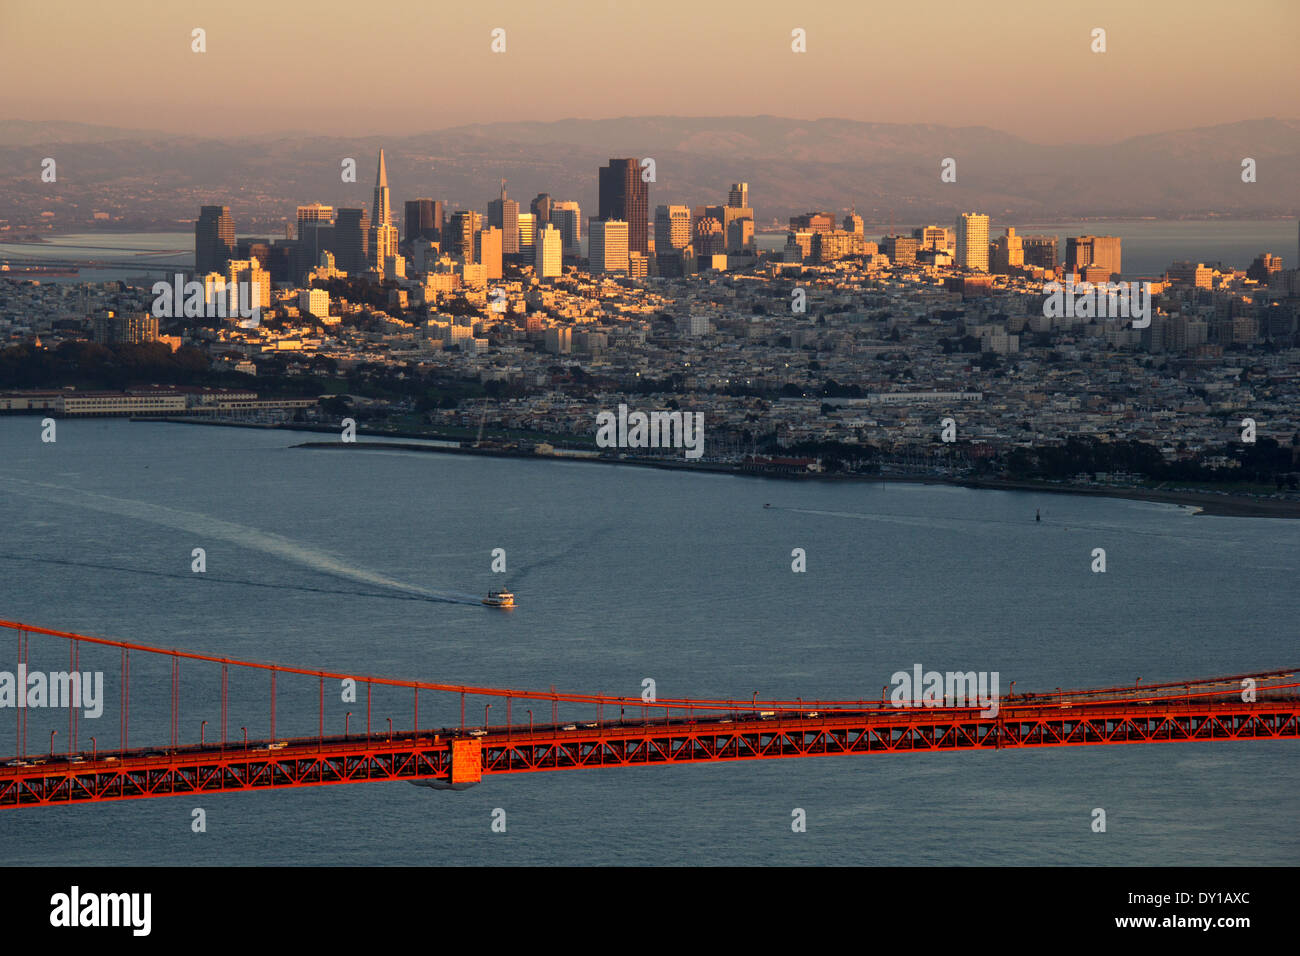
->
2, 0, 1296, 142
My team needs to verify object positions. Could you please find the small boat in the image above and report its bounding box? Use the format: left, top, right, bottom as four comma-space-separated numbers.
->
1035, 509, 1041, 522
483, 590, 515, 608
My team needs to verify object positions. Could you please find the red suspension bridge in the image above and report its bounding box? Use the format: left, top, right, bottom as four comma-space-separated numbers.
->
1, 619, 1296, 808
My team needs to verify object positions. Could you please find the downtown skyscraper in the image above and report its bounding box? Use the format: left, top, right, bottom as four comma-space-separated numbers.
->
549, 201, 582, 256
195, 205, 236, 275
369, 149, 398, 274
598, 159, 648, 255
487, 180, 520, 255
334, 207, 371, 276
404, 198, 443, 243
955, 212, 990, 272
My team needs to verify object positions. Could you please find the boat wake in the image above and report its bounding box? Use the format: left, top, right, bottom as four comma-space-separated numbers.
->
0, 477, 482, 605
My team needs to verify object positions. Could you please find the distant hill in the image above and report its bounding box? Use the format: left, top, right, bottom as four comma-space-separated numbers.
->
1, 116, 1297, 229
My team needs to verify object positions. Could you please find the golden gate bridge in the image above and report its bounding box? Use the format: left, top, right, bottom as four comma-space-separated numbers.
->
1, 619, 1295, 808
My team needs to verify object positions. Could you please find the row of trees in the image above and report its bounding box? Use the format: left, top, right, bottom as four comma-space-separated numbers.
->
1003, 436, 1298, 486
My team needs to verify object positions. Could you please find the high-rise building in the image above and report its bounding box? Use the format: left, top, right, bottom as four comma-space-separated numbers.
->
487, 180, 520, 255
536, 224, 563, 279
530, 194, 553, 227
294, 204, 335, 283
727, 217, 753, 254
844, 209, 864, 235
1167, 261, 1213, 289
789, 212, 835, 233
655, 205, 692, 251
955, 213, 991, 272
371, 149, 392, 228
445, 210, 482, 262
517, 212, 536, 259
598, 159, 648, 254
1065, 235, 1121, 279
705, 201, 753, 254
404, 199, 443, 243
297, 203, 333, 231
369, 150, 398, 274
694, 217, 725, 256
225, 258, 271, 312
785, 231, 814, 262
476, 226, 503, 280
1020, 235, 1058, 270
1247, 252, 1283, 282
549, 202, 581, 256
880, 235, 919, 266
813, 230, 867, 262
913, 225, 954, 251
93, 312, 158, 344
195, 205, 236, 276
991, 227, 1025, 274
333, 208, 370, 275
728, 182, 749, 208
589, 219, 629, 274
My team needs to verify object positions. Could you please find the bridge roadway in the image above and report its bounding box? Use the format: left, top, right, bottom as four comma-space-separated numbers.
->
3, 693, 1297, 807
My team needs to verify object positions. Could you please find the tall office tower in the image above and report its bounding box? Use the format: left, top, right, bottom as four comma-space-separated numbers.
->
295, 204, 335, 282
334, 208, 371, 275
236, 238, 273, 264
693, 216, 725, 256
913, 225, 954, 251
655, 205, 692, 251
812, 230, 866, 262
517, 212, 536, 259
1065, 235, 1121, 279
476, 226, 503, 280
195, 205, 236, 275
486, 180, 520, 255
588, 219, 629, 274
789, 212, 836, 233
224, 258, 271, 313
598, 159, 648, 254
371, 149, 393, 228
705, 201, 753, 254
404, 199, 442, 243
844, 208, 864, 235
991, 227, 1025, 274
955, 213, 991, 272
530, 194, 553, 227
880, 235, 919, 266
536, 223, 563, 278
445, 210, 482, 261
1021, 235, 1058, 270
728, 182, 749, 208
297, 202, 334, 233
367, 149, 398, 273
1246, 252, 1283, 282
1167, 261, 1213, 288
727, 217, 753, 253
549, 201, 581, 255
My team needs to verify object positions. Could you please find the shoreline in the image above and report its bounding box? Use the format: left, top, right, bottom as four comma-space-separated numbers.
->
298, 440, 1300, 518
126, 418, 1300, 519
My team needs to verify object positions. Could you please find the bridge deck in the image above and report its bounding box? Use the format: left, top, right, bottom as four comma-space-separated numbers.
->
3, 697, 1296, 807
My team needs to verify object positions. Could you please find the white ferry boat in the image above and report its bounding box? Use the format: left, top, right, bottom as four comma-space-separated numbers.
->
483, 590, 515, 608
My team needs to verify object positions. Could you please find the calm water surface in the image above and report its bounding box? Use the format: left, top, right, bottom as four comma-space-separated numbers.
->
0, 419, 1295, 865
